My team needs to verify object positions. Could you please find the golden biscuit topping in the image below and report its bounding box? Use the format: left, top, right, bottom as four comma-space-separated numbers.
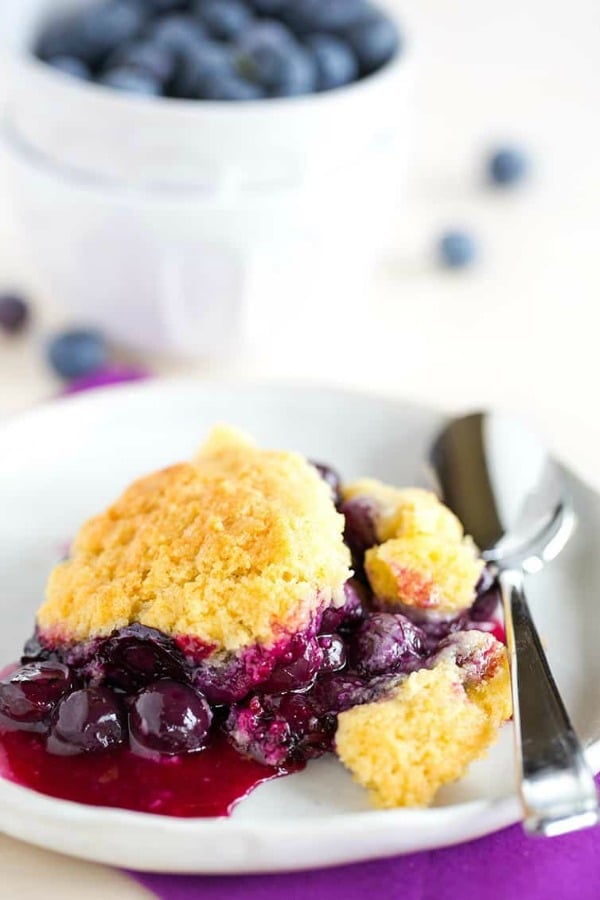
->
335, 636, 511, 808
38, 426, 351, 651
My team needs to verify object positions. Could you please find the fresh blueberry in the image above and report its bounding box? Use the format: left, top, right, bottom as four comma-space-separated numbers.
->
0, 294, 30, 334
175, 40, 234, 97
237, 21, 297, 89
270, 45, 317, 95
200, 72, 265, 99
283, 0, 368, 34
106, 40, 176, 83
47, 55, 91, 79
0, 663, 75, 733
146, 0, 189, 11
70, 1, 148, 67
348, 612, 425, 677
100, 66, 163, 94
35, 14, 87, 62
343, 7, 400, 74
488, 147, 529, 186
258, 634, 323, 693
305, 34, 358, 90
47, 329, 108, 380
194, 0, 254, 41
147, 14, 208, 58
129, 680, 212, 756
250, 0, 288, 12
310, 460, 342, 503
47, 687, 125, 754
438, 230, 478, 269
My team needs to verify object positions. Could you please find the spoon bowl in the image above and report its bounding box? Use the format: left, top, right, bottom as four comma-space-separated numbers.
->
430, 412, 574, 568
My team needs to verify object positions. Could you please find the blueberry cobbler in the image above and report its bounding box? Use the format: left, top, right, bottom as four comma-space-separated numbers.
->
0, 426, 511, 816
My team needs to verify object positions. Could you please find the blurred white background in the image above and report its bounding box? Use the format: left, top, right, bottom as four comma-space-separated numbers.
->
0, 0, 599, 484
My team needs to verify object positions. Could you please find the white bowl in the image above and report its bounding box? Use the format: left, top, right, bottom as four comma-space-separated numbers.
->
0, 1, 413, 356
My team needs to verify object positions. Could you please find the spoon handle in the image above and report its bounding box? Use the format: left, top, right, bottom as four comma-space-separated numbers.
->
500, 568, 599, 836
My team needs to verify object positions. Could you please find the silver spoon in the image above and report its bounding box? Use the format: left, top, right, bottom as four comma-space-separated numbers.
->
430, 411, 599, 837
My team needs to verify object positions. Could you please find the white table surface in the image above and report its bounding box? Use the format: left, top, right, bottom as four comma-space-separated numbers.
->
0, 0, 599, 895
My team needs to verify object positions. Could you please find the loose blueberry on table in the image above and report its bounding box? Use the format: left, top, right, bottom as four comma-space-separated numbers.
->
0, 426, 510, 816
35, 0, 401, 100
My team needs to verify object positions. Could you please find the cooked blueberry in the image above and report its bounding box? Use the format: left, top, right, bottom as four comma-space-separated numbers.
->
277, 692, 334, 757
310, 461, 342, 503
258, 634, 323, 693
305, 34, 358, 90
21, 631, 54, 664
227, 690, 333, 765
105, 40, 176, 83
175, 40, 234, 97
310, 672, 366, 713
320, 578, 367, 632
0, 663, 75, 732
129, 680, 212, 756
488, 147, 529, 186
226, 695, 292, 766
98, 624, 187, 691
147, 14, 208, 58
339, 497, 377, 557
284, 0, 368, 34
47, 329, 108, 379
317, 634, 346, 672
100, 66, 163, 95
47, 687, 125, 754
47, 55, 91, 79
470, 585, 501, 622
348, 612, 425, 677
0, 294, 30, 334
195, 0, 254, 41
199, 72, 265, 100
438, 230, 478, 269
343, 7, 400, 74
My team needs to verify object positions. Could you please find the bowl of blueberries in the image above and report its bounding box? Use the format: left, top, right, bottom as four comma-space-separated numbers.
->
0, 0, 409, 355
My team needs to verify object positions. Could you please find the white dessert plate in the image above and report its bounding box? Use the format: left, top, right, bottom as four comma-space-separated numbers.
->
0, 380, 598, 873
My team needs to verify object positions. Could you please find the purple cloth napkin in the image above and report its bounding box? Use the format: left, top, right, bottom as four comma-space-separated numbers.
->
131, 812, 600, 900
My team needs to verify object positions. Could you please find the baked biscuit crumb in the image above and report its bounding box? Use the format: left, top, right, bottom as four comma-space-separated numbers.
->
365, 534, 484, 618
38, 426, 351, 651
335, 637, 511, 807
341, 479, 463, 543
